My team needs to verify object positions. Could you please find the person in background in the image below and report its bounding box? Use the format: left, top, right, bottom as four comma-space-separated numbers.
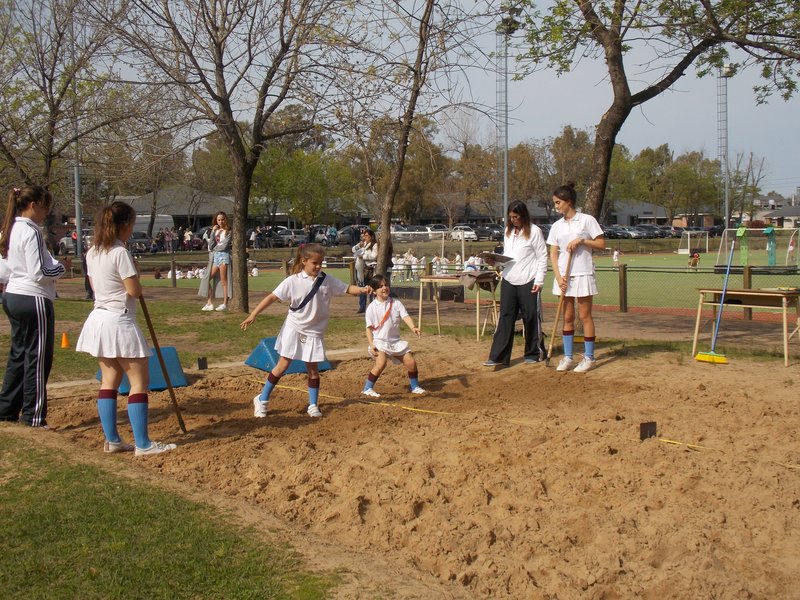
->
76, 202, 176, 456
547, 182, 605, 373
352, 229, 369, 313
199, 211, 232, 311
0, 186, 66, 427
241, 243, 371, 419
483, 200, 548, 367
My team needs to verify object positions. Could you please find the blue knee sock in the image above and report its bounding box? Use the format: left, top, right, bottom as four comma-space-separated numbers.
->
584, 336, 595, 360
562, 332, 574, 358
308, 377, 320, 406
408, 371, 419, 390
363, 372, 378, 391
97, 389, 120, 443
127, 393, 151, 449
260, 372, 280, 403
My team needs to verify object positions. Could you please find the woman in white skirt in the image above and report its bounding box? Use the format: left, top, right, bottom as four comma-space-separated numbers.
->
76, 202, 176, 456
241, 243, 371, 418
546, 182, 605, 372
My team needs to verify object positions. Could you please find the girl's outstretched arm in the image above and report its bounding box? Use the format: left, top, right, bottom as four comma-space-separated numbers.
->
402, 315, 421, 337
240, 292, 279, 330
347, 284, 371, 296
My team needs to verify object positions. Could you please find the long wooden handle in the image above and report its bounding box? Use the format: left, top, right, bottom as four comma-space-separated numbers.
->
139, 295, 188, 433
546, 252, 574, 365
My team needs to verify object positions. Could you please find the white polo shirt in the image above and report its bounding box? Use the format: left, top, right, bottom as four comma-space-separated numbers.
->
272, 271, 349, 337
546, 212, 604, 277
86, 241, 139, 313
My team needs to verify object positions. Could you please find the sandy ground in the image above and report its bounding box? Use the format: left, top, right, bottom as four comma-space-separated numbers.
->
4, 282, 800, 598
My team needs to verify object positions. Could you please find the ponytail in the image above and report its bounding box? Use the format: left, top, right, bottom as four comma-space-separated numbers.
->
93, 201, 136, 251
291, 243, 325, 274
0, 186, 52, 259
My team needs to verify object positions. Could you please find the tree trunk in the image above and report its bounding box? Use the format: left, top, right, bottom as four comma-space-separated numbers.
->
376, 0, 435, 274
231, 172, 252, 313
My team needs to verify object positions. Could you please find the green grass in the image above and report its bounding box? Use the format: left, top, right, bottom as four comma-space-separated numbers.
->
0, 433, 337, 599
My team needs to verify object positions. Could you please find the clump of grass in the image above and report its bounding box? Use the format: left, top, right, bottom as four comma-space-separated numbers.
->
0, 433, 337, 599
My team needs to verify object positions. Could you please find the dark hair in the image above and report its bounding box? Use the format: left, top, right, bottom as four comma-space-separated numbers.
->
94, 202, 136, 251
553, 182, 578, 206
0, 186, 53, 259
213, 211, 230, 230
291, 242, 325, 274
363, 228, 377, 250
505, 199, 532, 239
368, 274, 388, 290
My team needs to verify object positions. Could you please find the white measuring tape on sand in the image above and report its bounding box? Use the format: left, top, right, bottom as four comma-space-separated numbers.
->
249, 379, 800, 471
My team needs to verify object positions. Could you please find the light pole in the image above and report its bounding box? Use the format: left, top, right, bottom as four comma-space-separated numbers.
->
70, 18, 83, 260
496, 4, 521, 227
717, 64, 733, 229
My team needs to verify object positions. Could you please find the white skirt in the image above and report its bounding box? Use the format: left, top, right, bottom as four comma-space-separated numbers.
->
76, 308, 151, 358
372, 339, 411, 365
275, 325, 326, 362
552, 274, 598, 298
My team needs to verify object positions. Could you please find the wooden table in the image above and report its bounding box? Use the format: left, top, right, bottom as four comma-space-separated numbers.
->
692, 288, 800, 366
418, 272, 499, 341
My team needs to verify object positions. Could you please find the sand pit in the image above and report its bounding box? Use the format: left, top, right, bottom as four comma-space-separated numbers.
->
35, 331, 800, 599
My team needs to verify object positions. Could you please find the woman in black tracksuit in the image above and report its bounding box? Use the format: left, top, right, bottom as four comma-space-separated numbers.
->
0, 186, 65, 427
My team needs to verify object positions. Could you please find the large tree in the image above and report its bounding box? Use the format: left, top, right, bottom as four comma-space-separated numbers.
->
94, 0, 351, 311
336, 0, 491, 273
519, 0, 800, 219
0, 0, 144, 203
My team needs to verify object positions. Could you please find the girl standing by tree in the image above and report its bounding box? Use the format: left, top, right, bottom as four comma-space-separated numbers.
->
547, 183, 605, 372
199, 211, 232, 311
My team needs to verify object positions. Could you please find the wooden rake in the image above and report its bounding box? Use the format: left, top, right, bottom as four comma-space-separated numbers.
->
545, 252, 574, 367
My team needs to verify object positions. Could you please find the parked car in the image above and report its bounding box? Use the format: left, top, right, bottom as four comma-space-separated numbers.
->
336, 225, 363, 245
126, 231, 152, 254
634, 224, 666, 238
604, 225, 631, 239
425, 224, 449, 240
399, 225, 429, 243
474, 223, 504, 241
450, 224, 478, 241
58, 228, 93, 255
277, 228, 305, 246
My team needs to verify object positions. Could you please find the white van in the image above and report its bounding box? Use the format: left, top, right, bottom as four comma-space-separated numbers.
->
134, 214, 174, 234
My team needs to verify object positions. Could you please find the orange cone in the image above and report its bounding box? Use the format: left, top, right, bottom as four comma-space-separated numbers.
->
61, 332, 69, 349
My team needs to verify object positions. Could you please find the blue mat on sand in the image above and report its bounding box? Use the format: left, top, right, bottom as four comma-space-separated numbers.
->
245, 337, 332, 374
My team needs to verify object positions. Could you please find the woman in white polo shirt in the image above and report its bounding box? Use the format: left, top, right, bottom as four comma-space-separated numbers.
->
76, 202, 176, 456
547, 182, 605, 372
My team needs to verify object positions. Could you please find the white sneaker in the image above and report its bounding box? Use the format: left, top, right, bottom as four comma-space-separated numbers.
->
201, 302, 214, 311
253, 395, 268, 418
411, 386, 426, 395
215, 303, 227, 311
103, 440, 134, 454
573, 357, 597, 373
556, 357, 576, 372
361, 388, 381, 398
307, 404, 322, 417
134, 441, 177, 456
